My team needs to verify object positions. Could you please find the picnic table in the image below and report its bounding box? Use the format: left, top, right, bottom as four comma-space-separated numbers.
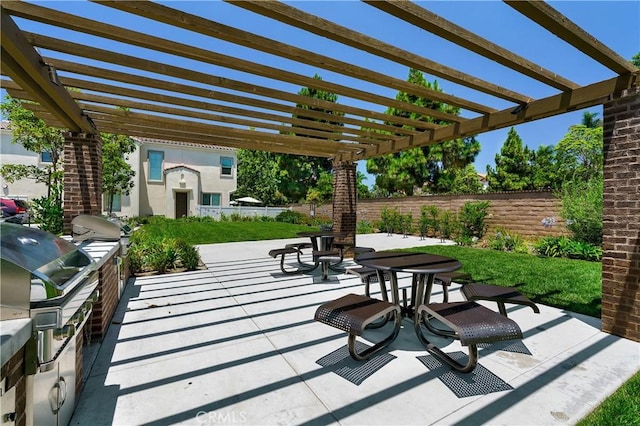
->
315, 250, 523, 372
296, 230, 346, 279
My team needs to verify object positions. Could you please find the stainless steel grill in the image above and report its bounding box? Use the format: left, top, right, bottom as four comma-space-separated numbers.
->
0, 223, 100, 426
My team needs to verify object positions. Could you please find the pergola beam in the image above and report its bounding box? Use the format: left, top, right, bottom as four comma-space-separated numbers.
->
345, 73, 638, 160
0, 8, 94, 133
6, 1, 467, 123
505, 0, 637, 75
93, 0, 493, 115
227, 0, 532, 104
365, 0, 579, 91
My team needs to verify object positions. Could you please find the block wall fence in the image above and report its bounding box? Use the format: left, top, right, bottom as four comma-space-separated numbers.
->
292, 190, 566, 239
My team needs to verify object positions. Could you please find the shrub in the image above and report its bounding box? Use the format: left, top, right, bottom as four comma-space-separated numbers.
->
534, 236, 602, 261
32, 196, 64, 235
228, 212, 243, 222
127, 244, 145, 274
127, 231, 202, 274
356, 220, 374, 234
488, 227, 524, 252
378, 206, 402, 235
458, 201, 490, 240
420, 205, 440, 238
400, 213, 413, 236
439, 210, 455, 239
560, 177, 603, 246
275, 210, 307, 225
176, 239, 200, 270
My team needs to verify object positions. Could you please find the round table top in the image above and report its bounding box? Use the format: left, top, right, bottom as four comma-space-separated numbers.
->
296, 230, 346, 238
355, 250, 461, 275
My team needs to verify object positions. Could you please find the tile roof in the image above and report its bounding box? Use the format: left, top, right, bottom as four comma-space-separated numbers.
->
132, 136, 236, 152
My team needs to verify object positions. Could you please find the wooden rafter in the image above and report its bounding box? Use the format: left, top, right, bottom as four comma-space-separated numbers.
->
26, 33, 445, 134
365, 0, 579, 91
1, 1, 635, 163
92, 0, 492, 115
0, 8, 94, 133
227, 0, 532, 104
6, 1, 468, 123
504, 0, 637, 75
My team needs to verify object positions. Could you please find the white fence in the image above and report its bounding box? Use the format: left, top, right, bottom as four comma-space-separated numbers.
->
197, 205, 289, 220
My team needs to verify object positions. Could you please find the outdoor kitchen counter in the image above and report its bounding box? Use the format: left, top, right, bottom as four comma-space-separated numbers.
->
1, 318, 32, 367
1, 240, 120, 368
75, 240, 121, 267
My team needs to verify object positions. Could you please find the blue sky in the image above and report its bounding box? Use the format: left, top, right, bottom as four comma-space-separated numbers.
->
2, 1, 639, 188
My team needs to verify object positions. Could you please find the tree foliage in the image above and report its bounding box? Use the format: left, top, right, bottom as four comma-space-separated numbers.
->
235, 149, 285, 205
276, 74, 340, 203
1, 96, 66, 233
555, 124, 603, 182
101, 132, 136, 215
486, 127, 532, 191
0, 96, 65, 199
366, 69, 480, 195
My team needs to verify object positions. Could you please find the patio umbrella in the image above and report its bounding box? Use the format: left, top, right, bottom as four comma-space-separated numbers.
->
235, 196, 262, 204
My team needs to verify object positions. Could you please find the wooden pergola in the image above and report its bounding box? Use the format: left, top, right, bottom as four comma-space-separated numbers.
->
1, 1, 637, 159
1, 1, 639, 342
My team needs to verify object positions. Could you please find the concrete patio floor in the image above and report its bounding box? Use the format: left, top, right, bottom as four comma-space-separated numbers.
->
72, 234, 640, 426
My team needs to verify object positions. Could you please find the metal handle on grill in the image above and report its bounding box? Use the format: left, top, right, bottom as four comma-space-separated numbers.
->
51, 377, 67, 414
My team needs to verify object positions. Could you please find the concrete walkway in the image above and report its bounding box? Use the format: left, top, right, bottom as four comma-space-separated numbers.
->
72, 234, 640, 425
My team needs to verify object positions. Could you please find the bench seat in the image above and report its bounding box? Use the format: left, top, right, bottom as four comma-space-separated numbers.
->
313, 250, 343, 280
268, 247, 306, 275
415, 301, 523, 373
346, 267, 391, 297
314, 293, 401, 360
461, 282, 540, 317
433, 271, 473, 302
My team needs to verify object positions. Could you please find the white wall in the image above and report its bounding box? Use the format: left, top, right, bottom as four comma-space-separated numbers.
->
0, 128, 48, 200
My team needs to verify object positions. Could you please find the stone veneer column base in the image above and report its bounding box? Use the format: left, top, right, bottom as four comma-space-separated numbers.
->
601, 87, 640, 342
63, 132, 102, 234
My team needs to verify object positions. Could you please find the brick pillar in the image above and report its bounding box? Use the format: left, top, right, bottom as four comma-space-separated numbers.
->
63, 132, 103, 233
601, 87, 640, 342
332, 160, 357, 252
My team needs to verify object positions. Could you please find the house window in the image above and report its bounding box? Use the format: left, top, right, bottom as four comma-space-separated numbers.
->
221, 157, 233, 176
148, 150, 164, 181
201, 193, 221, 206
104, 193, 122, 212
40, 152, 52, 163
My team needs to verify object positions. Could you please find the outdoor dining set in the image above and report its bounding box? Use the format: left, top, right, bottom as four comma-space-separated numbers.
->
269, 231, 540, 374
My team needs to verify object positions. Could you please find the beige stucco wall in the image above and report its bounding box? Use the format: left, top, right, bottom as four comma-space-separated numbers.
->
0, 128, 48, 201
137, 141, 237, 218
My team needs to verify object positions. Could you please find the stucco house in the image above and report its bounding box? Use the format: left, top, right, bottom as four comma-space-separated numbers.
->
0, 122, 237, 218
127, 137, 237, 219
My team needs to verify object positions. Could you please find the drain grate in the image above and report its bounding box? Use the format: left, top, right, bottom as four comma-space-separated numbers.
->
418, 351, 513, 398
316, 342, 396, 386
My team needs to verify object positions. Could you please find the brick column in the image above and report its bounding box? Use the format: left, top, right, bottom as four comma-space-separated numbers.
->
63, 132, 103, 233
332, 160, 357, 252
601, 87, 640, 342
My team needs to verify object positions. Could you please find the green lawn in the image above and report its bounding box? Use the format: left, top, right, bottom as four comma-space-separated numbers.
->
405, 245, 602, 318
133, 217, 314, 245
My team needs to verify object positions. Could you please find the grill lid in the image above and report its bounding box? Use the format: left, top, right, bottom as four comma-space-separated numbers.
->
0, 223, 93, 288
72, 215, 122, 242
